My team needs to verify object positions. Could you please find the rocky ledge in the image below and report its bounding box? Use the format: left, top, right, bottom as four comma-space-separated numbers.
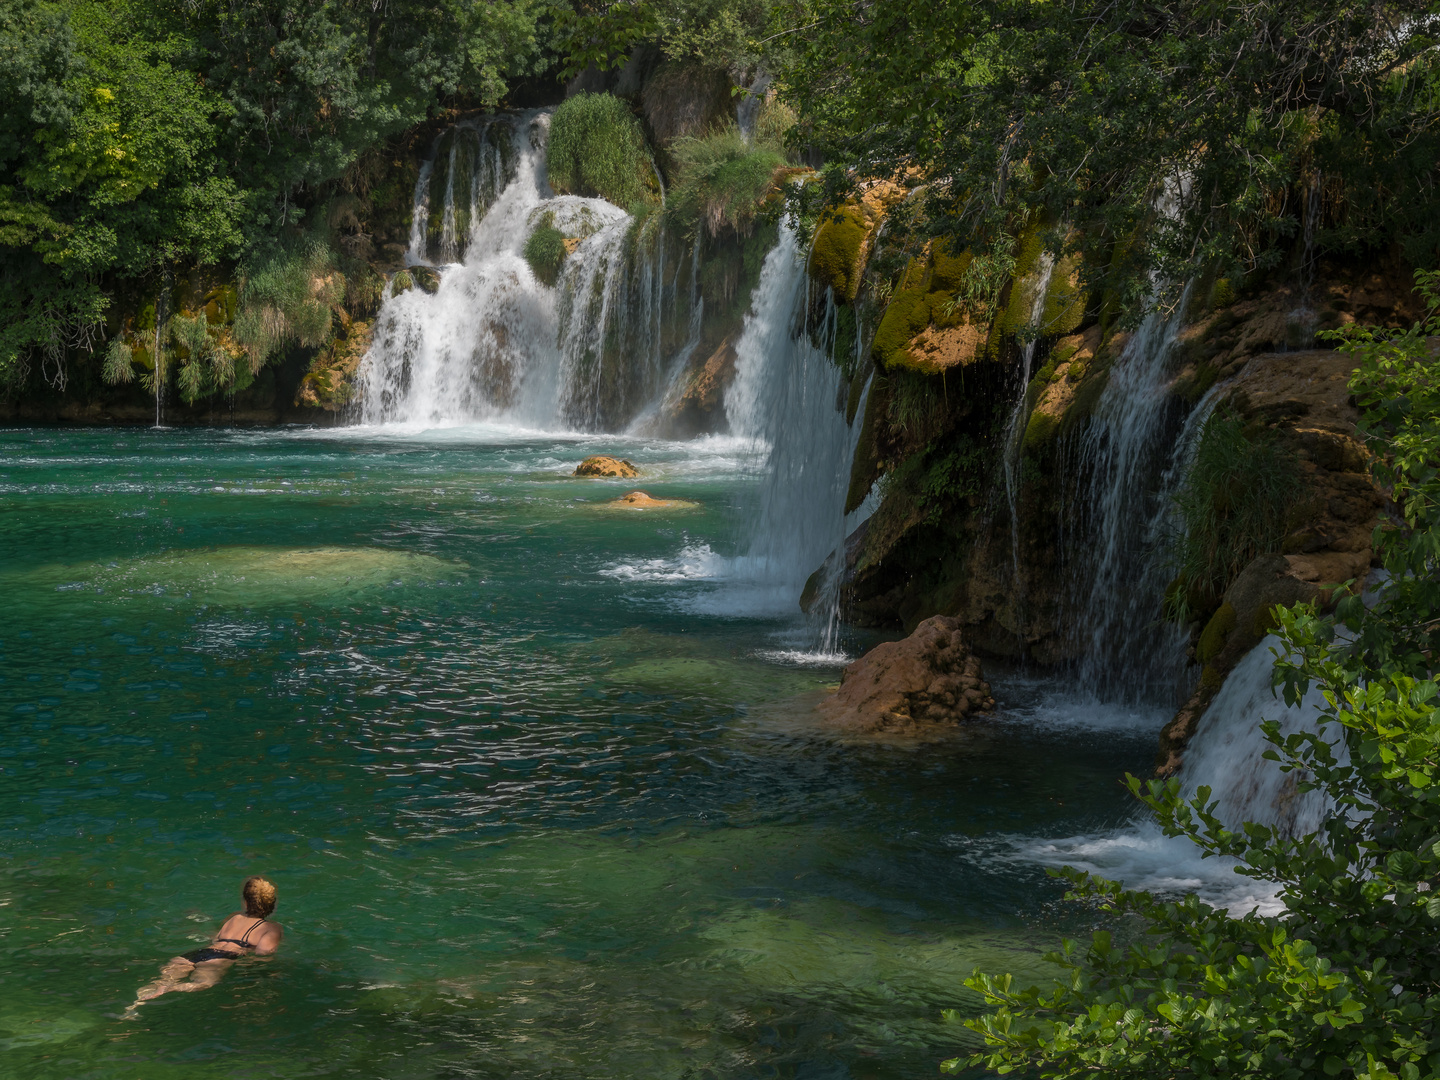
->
818, 615, 994, 735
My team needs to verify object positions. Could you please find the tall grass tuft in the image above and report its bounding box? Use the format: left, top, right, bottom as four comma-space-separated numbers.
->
233, 241, 341, 373
547, 93, 653, 209
1166, 408, 1304, 621
666, 122, 787, 237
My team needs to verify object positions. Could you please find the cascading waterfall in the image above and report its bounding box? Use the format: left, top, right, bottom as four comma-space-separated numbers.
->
358, 112, 701, 431
1001, 252, 1056, 609
1066, 286, 1204, 702
1026, 634, 1338, 914
721, 223, 869, 650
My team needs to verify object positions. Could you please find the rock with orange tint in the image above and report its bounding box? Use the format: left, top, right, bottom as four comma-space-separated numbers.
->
817, 615, 993, 734
574, 455, 639, 478
607, 490, 698, 510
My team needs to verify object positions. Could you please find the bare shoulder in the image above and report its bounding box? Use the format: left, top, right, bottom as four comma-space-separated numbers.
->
254, 921, 283, 955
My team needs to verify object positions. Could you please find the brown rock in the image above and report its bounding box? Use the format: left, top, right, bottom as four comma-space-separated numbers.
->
817, 615, 994, 734
607, 490, 697, 510
574, 455, 639, 478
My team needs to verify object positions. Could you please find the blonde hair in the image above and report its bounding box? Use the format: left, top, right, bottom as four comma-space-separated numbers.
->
241, 876, 277, 918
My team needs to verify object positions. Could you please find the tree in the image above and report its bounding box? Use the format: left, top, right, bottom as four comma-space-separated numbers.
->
780, 0, 1440, 310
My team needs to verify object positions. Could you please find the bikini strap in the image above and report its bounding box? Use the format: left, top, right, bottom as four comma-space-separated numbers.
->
238, 916, 267, 946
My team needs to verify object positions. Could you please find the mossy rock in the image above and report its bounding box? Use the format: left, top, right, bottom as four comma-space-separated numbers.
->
1177, 361, 1220, 404
810, 206, 868, 302
871, 285, 934, 370
391, 270, 414, 296
1196, 602, 1236, 664
1022, 410, 1060, 452
412, 267, 441, 294
928, 240, 972, 295
1040, 254, 1087, 336
844, 365, 869, 425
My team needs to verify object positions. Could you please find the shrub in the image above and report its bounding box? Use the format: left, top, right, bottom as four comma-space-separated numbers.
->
524, 215, 568, 286
233, 241, 341, 374
1165, 407, 1303, 621
547, 92, 653, 208
101, 337, 134, 385
666, 122, 787, 237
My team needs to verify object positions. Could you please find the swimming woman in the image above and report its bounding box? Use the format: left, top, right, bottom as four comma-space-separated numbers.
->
127, 876, 283, 1013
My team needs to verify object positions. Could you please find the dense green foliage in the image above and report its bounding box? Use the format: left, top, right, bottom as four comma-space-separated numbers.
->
665, 122, 787, 236
959, 273, 1440, 1079
0, 0, 548, 391
547, 91, 653, 208
523, 214, 568, 285
1166, 409, 1304, 621
783, 0, 1440, 311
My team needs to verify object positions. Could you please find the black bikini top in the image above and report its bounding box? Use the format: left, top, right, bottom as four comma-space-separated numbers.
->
215, 916, 267, 950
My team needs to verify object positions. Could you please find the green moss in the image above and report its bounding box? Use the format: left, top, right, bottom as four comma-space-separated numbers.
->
1212, 277, 1236, 309
928, 240, 972, 295
1253, 603, 1281, 638
844, 364, 869, 424
871, 285, 934, 370
547, 92, 654, 209
1197, 602, 1237, 663
1178, 360, 1220, 404
991, 225, 1046, 342
809, 206, 868, 302
1060, 363, 1110, 436
524, 213, 567, 286
1040, 254, 1087, 336
1023, 409, 1060, 451
391, 270, 413, 296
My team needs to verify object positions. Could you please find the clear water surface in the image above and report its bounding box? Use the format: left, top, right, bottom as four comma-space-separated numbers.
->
0, 425, 1165, 1079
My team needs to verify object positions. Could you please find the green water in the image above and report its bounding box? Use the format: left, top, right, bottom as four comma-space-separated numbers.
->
0, 426, 1160, 1079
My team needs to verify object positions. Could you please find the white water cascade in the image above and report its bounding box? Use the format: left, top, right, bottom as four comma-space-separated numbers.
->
358, 111, 700, 431
1022, 636, 1338, 914
1066, 287, 1210, 702
1000, 252, 1056, 610
717, 224, 870, 650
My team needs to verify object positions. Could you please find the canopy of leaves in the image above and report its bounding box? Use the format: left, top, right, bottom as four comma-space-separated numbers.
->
781, 0, 1440, 315
0, 0, 551, 390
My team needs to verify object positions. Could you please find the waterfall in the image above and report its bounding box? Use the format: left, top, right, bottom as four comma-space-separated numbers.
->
1000, 253, 1056, 614
1066, 288, 1204, 702
1020, 635, 1338, 914
720, 224, 868, 650
358, 112, 701, 431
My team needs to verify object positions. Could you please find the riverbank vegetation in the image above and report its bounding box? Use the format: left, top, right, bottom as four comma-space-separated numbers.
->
957, 273, 1440, 1078
0, 0, 548, 392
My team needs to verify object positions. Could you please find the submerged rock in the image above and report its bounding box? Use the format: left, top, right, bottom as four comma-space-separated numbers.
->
817, 615, 994, 734
574, 455, 639, 478
607, 490, 697, 509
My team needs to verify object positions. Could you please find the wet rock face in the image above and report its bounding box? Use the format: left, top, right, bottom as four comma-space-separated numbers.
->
818, 615, 994, 734
574, 455, 639, 478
